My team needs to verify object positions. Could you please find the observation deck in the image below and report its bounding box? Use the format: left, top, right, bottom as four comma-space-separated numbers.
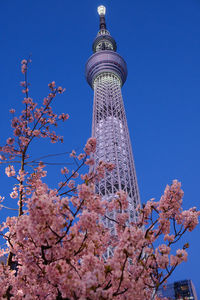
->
86, 50, 127, 88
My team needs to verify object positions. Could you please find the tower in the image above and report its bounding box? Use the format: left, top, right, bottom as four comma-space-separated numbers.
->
85, 6, 140, 244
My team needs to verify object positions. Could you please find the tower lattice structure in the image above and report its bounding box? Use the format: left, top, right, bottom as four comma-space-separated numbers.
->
85, 6, 140, 245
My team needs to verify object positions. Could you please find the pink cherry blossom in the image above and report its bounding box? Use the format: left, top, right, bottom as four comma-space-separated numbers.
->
84, 137, 96, 155
61, 167, 69, 174
78, 153, 86, 160
57, 86, 65, 93
6, 138, 14, 145
70, 150, 76, 158
85, 157, 94, 165
58, 113, 69, 121
5, 165, 16, 177
10, 187, 18, 199
33, 130, 40, 137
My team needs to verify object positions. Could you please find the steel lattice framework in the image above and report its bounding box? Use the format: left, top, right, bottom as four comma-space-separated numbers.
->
85, 6, 140, 249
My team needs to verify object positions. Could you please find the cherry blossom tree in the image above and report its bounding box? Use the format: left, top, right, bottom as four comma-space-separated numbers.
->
0, 60, 199, 300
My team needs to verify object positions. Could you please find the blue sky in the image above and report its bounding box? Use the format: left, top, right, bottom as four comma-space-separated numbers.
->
0, 0, 200, 297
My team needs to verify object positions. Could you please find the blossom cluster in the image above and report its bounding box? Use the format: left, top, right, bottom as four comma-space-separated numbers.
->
0, 59, 67, 166
0, 174, 199, 300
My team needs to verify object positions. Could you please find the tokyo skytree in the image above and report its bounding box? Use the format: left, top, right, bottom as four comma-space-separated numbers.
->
85, 6, 141, 249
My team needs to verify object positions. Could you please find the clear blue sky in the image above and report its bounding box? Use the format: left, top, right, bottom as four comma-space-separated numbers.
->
0, 0, 200, 297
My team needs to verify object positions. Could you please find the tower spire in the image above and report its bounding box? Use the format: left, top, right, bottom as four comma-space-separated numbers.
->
92, 6, 117, 53
97, 5, 107, 30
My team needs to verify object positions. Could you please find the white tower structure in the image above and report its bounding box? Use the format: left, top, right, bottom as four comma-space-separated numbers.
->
86, 6, 141, 246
